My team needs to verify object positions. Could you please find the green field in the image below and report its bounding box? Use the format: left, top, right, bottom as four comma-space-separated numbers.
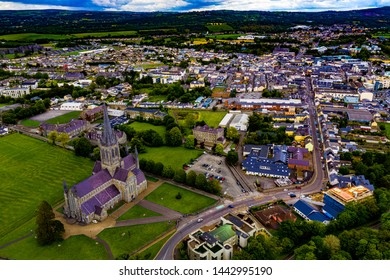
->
134, 232, 174, 260
128, 122, 166, 139
139, 63, 165, 69
0, 234, 108, 260
0, 103, 11, 107
20, 119, 41, 127
145, 183, 217, 214
117, 204, 162, 221
0, 133, 94, 240
46, 111, 81, 124
380, 122, 390, 138
97, 222, 174, 259
0, 31, 138, 41
170, 109, 227, 128
139, 146, 203, 170
374, 33, 390, 38
146, 95, 167, 102
205, 23, 234, 32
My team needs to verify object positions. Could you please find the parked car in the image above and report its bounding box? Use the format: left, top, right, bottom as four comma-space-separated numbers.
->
197, 218, 203, 223
289, 193, 297, 198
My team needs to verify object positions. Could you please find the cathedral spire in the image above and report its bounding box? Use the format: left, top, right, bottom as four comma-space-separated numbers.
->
101, 103, 117, 147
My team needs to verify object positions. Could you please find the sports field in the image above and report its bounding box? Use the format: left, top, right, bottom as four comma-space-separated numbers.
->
0, 133, 94, 240
145, 183, 217, 214
139, 146, 203, 170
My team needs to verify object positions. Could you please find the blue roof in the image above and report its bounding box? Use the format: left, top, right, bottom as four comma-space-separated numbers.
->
323, 204, 341, 219
294, 200, 316, 217
294, 200, 329, 223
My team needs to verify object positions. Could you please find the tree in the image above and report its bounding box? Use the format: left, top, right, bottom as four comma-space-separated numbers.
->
36, 201, 64, 246
195, 173, 208, 191
162, 166, 175, 179
92, 147, 100, 161
47, 130, 58, 145
184, 135, 195, 149
323, 235, 341, 256
173, 169, 187, 183
185, 113, 196, 128
186, 170, 197, 187
294, 241, 317, 260
208, 179, 222, 195
226, 127, 240, 142
152, 162, 164, 176
215, 144, 224, 155
57, 132, 70, 147
73, 137, 93, 157
145, 160, 155, 173
226, 150, 238, 165
166, 127, 183, 147
339, 166, 350, 175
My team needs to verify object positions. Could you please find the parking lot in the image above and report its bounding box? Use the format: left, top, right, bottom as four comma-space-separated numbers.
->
187, 153, 245, 198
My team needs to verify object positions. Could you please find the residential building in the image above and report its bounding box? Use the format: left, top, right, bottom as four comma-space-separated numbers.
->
0, 87, 30, 98
60, 102, 84, 111
40, 119, 88, 139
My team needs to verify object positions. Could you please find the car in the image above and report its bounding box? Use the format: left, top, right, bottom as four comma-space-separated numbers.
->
228, 205, 235, 208
197, 218, 203, 223
284, 188, 288, 192
295, 186, 301, 190
289, 193, 297, 198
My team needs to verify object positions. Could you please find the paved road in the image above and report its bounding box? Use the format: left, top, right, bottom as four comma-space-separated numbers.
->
156, 77, 326, 260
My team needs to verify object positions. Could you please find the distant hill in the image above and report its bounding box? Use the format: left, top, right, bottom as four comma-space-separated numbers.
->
0, 7, 389, 36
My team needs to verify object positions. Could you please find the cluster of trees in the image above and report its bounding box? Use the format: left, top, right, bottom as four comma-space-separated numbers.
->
261, 89, 284, 98
35, 201, 64, 246
245, 128, 293, 146
1, 99, 49, 124
117, 115, 183, 153
139, 159, 221, 195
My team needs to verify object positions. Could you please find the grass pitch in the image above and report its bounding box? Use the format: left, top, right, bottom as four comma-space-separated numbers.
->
0, 133, 93, 240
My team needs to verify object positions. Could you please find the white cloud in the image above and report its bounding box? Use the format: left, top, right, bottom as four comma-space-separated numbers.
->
0, 1, 80, 10
92, 0, 190, 12
189, 0, 388, 12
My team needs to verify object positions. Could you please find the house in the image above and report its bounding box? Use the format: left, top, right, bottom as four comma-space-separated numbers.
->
80, 106, 104, 122
253, 205, 296, 229
192, 125, 225, 147
0, 87, 30, 98
125, 108, 167, 120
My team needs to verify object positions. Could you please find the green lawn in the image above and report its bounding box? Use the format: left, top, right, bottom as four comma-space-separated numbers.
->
207, 34, 241, 40
380, 122, 390, 139
145, 183, 217, 214
0, 103, 10, 107
139, 146, 203, 170
128, 122, 166, 139
0, 234, 109, 260
134, 232, 174, 260
0, 133, 94, 240
46, 111, 81, 124
97, 222, 174, 259
169, 109, 227, 128
20, 119, 41, 127
117, 204, 162, 221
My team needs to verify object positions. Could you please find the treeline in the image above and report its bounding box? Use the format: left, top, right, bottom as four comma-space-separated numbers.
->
1, 99, 49, 124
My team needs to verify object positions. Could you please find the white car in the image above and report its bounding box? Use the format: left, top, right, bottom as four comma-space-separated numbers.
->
197, 218, 203, 223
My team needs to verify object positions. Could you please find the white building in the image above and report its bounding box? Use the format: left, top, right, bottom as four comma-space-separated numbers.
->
60, 102, 84, 111
229, 114, 249, 131
0, 87, 30, 98
219, 113, 234, 128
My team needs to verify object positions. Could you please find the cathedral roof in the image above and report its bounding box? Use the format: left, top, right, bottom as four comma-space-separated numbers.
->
80, 184, 120, 215
100, 104, 117, 147
113, 168, 129, 182
93, 161, 102, 174
73, 169, 112, 198
133, 168, 146, 185
122, 154, 136, 170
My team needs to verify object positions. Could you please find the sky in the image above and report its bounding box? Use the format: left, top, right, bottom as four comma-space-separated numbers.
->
0, 0, 388, 12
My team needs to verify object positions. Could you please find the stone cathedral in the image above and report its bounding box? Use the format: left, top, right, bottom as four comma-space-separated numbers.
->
63, 105, 147, 224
